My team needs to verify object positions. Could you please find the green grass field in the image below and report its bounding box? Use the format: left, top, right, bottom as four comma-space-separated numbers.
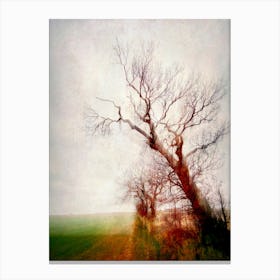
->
49, 212, 135, 260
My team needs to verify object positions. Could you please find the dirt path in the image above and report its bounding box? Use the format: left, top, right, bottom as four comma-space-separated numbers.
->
117, 233, 134, 260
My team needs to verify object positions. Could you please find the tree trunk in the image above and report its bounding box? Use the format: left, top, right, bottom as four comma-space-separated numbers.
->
152, 140, 211, 227
149, 200, 156, 220
175, 163, 210, 223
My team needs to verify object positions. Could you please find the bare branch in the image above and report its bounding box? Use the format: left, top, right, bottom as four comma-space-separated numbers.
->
186, 122, 230, 158
85, 96, 151, 139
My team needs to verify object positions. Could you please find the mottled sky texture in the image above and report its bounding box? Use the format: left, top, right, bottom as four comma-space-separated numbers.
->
50, 20, 230, 215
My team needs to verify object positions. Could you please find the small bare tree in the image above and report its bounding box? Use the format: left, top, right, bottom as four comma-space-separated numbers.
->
123, 153, 175, 220
86, 40, 229, 231
213, 184, 230, 228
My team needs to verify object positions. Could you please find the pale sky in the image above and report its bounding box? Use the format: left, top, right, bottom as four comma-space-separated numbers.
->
50, 19, 230, 215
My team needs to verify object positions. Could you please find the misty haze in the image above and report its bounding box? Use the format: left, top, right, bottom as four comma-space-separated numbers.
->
50, 19, 230, 261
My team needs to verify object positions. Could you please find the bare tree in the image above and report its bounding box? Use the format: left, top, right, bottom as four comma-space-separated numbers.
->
86, 40, 229, 230
124, 174, 160, 220
122, 153, 177, 220
211, 183, 230, 228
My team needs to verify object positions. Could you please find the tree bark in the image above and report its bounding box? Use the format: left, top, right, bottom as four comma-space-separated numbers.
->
151, 139, 210, 227
149, 200, 156, 220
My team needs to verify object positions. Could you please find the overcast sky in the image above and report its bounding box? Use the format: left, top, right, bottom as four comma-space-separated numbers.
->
50, 19, 230, 215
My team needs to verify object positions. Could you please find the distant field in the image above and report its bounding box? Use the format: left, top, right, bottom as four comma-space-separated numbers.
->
49, 212, 135, 260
